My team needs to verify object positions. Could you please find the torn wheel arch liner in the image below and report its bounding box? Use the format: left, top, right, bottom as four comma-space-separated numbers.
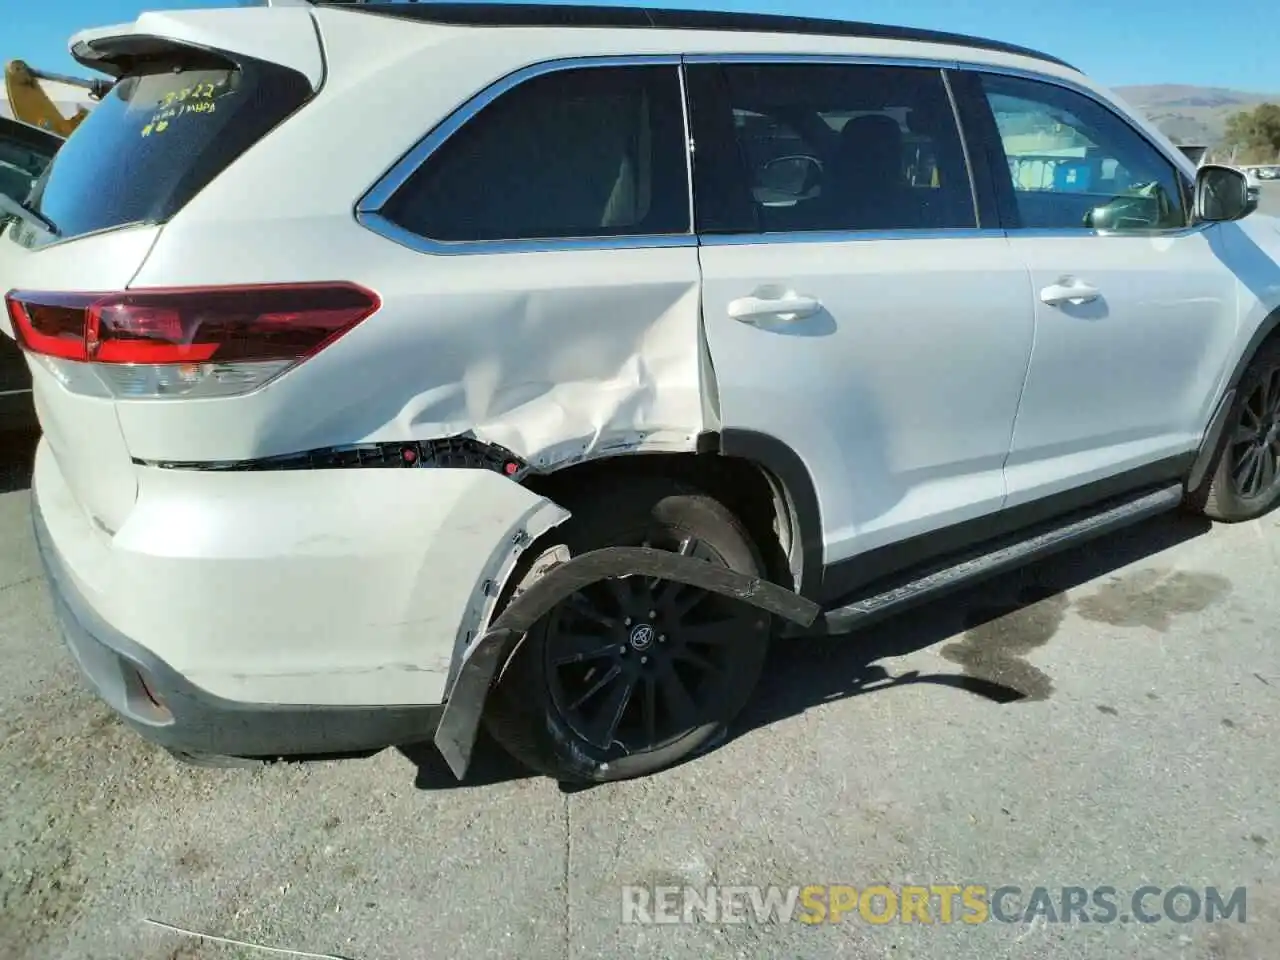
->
433, 544, 820, 780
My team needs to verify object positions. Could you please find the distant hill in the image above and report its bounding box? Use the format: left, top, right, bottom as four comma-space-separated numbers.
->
1113, 84, 1280, 147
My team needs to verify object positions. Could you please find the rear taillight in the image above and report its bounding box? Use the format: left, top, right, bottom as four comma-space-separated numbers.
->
4, 283, 380, 399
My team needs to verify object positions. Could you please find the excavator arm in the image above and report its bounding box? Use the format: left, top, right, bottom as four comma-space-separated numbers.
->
4, 60, 112, 137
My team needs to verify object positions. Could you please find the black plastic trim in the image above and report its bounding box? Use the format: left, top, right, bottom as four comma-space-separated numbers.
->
32, 492, 442, 759
433, 544, 820, 778
716, 427, 825, 601
808, 483, 1184, 636
819, 452, 1196, 607
1187, 388, 1235, 495
70, 34, 236, 77
135, 436, 530, 479
944, 68, 1007, 231
316, 3, 1076, 70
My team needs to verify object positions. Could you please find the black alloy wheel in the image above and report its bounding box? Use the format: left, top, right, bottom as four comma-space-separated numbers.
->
482, 482, 773, 783
1193, 339, 1280, 523
1228, 365, 1280, 502
543, 534, 746, 754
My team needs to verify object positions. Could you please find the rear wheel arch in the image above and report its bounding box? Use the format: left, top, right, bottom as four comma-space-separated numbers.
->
516, 433, 823, 599
1187, 304, 1280, 500
1224, 305, 1280, 397
1190, 332, 1280, 521
481, 476, 775, 782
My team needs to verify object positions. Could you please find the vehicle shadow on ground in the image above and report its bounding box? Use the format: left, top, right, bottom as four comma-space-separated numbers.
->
0, 429, 37, 494
401, 730, 533, 790
732, 510, 1211, 742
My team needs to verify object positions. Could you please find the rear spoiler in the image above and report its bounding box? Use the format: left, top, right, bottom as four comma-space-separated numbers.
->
67, 7, 324, 87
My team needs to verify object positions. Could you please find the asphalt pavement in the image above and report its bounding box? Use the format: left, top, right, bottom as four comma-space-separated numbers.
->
4, 189, 1280, 960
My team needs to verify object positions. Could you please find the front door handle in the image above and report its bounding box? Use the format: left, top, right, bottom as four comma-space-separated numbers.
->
1039, 278, 1101, 306
727, 293, 822, 323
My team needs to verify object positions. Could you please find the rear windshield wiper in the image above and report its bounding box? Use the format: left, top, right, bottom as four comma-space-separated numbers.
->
0, 193, 59, 237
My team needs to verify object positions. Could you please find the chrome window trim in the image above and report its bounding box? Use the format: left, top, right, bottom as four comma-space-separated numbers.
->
699, 227, 1006, 247
1005, 223, 1212, 240
356, 49, 1211, 254
355, 54, 697, 257
676, 61, 698, 239
681, 53, 961, 70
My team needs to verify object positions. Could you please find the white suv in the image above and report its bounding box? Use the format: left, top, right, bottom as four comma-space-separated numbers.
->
3, 1, 1278, 784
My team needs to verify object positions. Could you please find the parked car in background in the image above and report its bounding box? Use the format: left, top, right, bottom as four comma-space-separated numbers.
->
0, 116, 60, 433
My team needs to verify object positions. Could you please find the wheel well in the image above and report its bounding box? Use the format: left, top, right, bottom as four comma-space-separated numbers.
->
1229, 308, 1280, 393
520, 452, 798, 592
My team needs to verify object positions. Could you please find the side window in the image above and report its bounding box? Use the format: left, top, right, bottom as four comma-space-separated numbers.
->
975, 73, 1187, 232
381, 66, 690, 244
686, 62, 977, 234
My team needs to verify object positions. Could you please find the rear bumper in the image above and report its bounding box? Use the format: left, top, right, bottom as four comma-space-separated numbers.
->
34, 486, 445, 758
29, 437, 568, 759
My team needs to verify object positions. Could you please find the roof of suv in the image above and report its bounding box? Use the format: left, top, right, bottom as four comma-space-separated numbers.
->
311, 2, 1077, 71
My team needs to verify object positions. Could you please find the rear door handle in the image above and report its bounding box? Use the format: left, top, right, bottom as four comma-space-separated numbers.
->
727, 293, 822, 323
1039, 278, 1101, 306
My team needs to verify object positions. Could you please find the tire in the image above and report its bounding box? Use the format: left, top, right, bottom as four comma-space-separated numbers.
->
482, 479, 773, 784
1196, 338, 1280, 523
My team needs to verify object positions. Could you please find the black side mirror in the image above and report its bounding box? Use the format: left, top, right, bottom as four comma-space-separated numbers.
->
759, 155, 823, 196
1195, 164, 1258, 223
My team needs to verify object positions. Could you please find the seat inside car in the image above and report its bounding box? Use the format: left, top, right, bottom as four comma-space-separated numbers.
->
826, 113, 928, 230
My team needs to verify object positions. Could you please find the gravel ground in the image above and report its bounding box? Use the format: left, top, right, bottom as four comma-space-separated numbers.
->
2, 429, 1279, 960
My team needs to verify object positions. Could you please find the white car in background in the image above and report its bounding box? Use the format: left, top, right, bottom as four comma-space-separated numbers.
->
2, 0, 1279, 785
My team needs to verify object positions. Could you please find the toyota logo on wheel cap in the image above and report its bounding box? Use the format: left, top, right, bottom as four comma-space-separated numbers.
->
628, 623, 655, 651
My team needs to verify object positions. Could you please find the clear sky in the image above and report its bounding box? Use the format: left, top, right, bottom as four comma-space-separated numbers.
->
5, 0, 1280, 93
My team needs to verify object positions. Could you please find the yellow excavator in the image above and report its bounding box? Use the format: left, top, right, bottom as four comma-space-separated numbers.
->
4, 60, 112, 137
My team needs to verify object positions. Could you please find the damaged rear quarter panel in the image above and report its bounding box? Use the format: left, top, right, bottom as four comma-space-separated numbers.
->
357, 245, 710, 469
116, 230, 711, 467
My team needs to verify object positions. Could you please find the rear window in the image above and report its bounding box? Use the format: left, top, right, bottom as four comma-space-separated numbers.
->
30, 51, 311, 241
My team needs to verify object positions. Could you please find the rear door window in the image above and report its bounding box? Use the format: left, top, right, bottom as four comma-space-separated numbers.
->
379, 65, 690, 244
29, 51, 311, 241
685, 62, 977, 235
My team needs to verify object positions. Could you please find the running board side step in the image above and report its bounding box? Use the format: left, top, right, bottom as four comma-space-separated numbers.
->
799, 483, 1185, 637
